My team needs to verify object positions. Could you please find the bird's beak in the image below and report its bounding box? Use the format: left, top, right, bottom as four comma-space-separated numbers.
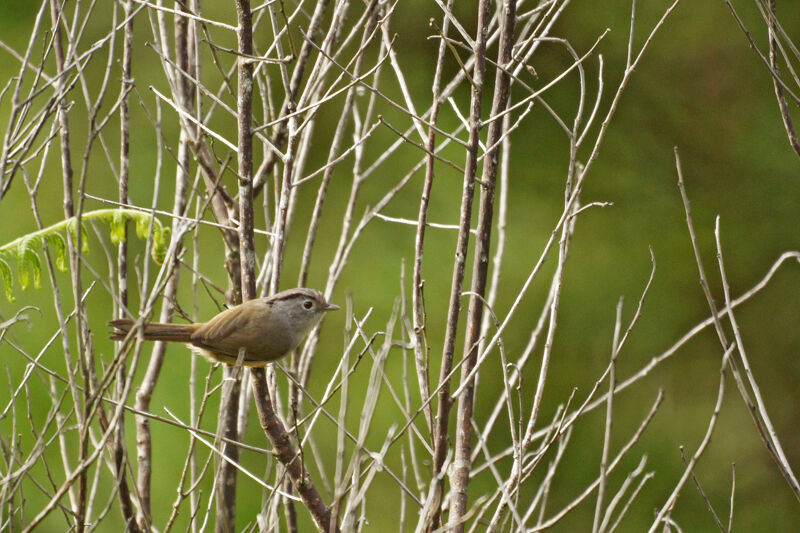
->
324, 303, 341, 311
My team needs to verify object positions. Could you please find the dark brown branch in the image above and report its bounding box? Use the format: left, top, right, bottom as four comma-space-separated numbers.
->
212, 2, 258, 532
236, 1, 256, 302
250, 368, 339, 532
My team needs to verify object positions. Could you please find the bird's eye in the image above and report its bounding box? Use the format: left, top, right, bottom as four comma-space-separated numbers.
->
303, 300, 314, 310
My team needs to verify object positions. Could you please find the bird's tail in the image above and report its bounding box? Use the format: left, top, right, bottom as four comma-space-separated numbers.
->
109, 319, 198, 342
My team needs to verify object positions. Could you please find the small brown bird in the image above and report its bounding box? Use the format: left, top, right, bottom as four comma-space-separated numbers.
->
110, 288, 339, 366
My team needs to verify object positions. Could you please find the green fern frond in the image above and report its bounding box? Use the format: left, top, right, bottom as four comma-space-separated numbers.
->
0, 260, 14, 302
45, 233, 69, 272
0, 209, 169, 302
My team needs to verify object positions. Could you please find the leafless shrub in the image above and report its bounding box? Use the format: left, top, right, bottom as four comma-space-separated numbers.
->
0, 0, 797, 532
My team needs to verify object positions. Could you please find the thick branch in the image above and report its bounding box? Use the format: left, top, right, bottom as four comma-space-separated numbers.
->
250, 369, 339, 532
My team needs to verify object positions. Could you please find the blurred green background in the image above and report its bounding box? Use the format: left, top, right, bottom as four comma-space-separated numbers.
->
0, 0, 798, 531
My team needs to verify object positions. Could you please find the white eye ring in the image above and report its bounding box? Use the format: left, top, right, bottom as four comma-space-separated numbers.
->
303, 300, 314, 310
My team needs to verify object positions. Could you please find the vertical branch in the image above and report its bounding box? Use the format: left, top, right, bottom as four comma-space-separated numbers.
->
48, 2, 89, 530
113, 2, 140, 531
215, 300, 245, 532
266, 0, 297, 297
592, 299, 622, 533
212, 3, 256, 531
412, 0, 454, 438
134, 4, 193, 529
448, 1, 516, 529
117, 0, 132, 328
428, 0, 492, 529
258, 0, 296, 526
236, 2, 256, 301
190, 202, 203, 533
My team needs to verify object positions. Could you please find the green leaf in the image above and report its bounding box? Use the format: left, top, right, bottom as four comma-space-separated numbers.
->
0, 260, 14, 302
151, 225, 169, 265
66, 219, 91, 253
23, 247, 42, 289
80, 225, 90, 253
18, 258, 31, 291
16, 240, 34, 291
110, 211, 127, 245
45, 233, 68, 272
135, 215, 150, 240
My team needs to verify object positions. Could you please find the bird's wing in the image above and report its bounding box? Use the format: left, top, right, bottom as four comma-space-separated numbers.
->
191, 304, 250, 345
190, 299, 274, 359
